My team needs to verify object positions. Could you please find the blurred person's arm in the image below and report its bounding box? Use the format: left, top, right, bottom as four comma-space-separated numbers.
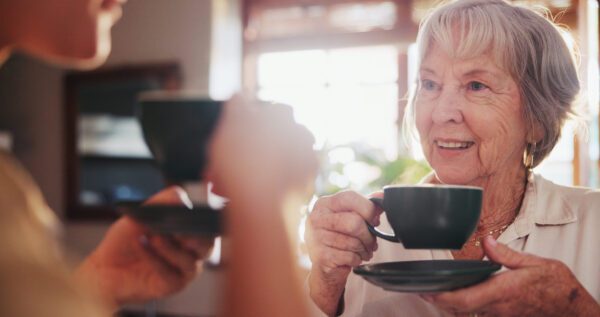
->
223, 194, 311, 316
208, 96, 318, 317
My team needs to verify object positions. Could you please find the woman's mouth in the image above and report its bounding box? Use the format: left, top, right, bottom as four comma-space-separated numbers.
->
435, 140, 475, 150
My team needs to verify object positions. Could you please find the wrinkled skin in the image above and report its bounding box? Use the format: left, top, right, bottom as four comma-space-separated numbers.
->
415, 46, 528, 187
305, 191, 381, 316
421, 236, 600, 317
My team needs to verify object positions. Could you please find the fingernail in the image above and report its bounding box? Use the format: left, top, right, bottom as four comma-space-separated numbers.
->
485, 235, 497, 247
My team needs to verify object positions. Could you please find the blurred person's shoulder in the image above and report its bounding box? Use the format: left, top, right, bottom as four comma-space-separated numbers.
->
0, 150, 41, 193
0, 150, 57, 222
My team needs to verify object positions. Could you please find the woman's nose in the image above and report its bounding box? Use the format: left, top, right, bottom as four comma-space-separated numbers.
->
431, 87, 464, 124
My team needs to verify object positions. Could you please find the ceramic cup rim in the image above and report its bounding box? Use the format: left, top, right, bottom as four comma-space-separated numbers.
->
382, 184, 483, 191
138, 90, 222, 102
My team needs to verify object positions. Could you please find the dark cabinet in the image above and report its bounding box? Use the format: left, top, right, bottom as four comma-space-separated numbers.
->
64, 63, 181, 220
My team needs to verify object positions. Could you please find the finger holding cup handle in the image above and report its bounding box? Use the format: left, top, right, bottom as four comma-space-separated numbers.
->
367, 197, 401, 243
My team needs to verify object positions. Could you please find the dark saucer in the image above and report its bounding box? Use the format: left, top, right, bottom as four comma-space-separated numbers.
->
116, 201, 221, 236
353, 260, 501, 292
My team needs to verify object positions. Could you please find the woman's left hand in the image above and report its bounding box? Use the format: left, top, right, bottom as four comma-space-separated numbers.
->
421, 236, 600, 317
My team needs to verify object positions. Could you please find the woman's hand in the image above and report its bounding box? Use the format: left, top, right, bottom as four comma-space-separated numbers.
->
421, 236, 600, 317
305, 191, 382, 316
76, 187, 215, 309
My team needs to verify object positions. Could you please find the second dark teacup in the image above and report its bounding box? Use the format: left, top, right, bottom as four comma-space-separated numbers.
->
137, 92, 223, 183
119, 92, 224, 236
368, 185, 483, 249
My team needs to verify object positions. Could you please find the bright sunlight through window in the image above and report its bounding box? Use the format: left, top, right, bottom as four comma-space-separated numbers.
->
257, 46, 400, 161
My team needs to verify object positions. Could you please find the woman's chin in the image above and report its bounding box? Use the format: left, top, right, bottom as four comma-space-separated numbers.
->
39, 51, 107, 70
37, 15, 114, 70
433, 168, 477, 185
68, 55, 108, 70
43, 37, 111, 70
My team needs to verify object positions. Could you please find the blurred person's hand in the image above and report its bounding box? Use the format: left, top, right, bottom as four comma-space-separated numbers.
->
305, 191, 382, 316
206, 94, 318, 203
75, 186, 215, 309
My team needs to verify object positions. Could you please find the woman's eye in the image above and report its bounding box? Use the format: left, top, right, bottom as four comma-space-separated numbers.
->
468, 81, 488, 91
421, 79, 438, 91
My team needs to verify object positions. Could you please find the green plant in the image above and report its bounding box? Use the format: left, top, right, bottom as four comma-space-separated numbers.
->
315, 142, 431, 196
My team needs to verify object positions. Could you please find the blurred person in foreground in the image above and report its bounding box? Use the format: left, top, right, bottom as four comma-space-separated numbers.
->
0, 0, 318, 316
305, 0, 600, 316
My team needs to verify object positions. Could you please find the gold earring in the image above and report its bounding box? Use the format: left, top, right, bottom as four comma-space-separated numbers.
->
523, 142, 536, 169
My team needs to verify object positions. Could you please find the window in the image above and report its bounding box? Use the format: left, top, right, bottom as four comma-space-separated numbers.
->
257, 45, 399, 157
244, 0, 419, 194
257, 45, 405, 192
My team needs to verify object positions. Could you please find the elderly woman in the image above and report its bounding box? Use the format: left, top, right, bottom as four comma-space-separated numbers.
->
306, 0, 600, 316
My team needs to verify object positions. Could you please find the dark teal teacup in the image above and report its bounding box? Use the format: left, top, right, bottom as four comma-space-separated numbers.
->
137, 92, 223, 183
368, 185, 483, 249
124, 92, 225, 237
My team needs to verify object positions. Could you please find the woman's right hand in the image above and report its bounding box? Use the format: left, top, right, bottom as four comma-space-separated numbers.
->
305, 191, 382, 316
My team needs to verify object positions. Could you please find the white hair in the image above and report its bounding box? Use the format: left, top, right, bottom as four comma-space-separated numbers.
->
404, 0, 581, 166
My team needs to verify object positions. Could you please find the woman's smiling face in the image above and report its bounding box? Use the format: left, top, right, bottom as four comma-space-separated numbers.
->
415, 45, 528, 185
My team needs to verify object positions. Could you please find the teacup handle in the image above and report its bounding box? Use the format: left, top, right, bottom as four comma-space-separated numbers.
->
367, 197, 401, 243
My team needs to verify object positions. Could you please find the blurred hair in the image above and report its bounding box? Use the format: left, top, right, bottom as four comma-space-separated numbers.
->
404, 0, 581, 167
